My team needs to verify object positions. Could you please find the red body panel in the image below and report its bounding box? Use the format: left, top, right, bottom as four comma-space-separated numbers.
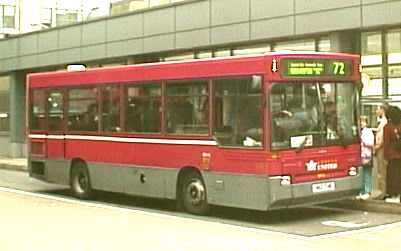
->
47, 139, 64, 159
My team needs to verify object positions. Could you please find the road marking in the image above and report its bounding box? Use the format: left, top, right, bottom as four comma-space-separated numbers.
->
1, 186, 401, 240
321, 220, 369, 228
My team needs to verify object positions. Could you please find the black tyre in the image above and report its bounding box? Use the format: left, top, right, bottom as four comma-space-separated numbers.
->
180, 172, 210, 215
70, 161, 93, 200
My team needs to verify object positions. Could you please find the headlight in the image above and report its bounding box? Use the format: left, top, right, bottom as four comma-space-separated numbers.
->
348, 166, 358, 176
280, 176, 291, 185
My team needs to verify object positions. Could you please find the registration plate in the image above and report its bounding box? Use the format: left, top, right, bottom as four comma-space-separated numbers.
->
312, 181, 336, 193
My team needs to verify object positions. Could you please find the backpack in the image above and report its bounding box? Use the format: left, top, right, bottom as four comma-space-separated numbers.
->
392, 128, 401, 152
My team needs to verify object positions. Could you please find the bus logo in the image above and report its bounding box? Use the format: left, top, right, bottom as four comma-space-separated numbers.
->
306, 160, 338, 172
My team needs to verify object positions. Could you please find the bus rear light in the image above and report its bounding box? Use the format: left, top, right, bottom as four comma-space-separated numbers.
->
348, 167, 358, 176
280, 176, 291, 185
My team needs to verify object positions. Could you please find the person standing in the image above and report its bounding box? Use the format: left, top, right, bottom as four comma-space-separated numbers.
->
372, 104, 388, 199
358, 116, 375, 200
383, 106, 401, 203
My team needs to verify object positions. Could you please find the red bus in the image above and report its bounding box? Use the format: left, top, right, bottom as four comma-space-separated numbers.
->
27, 52, 362, 215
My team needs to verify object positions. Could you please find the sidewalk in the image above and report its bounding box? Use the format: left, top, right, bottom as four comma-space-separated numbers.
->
0, 158, 27, 172
0, 157, 400, 214
324, 197, 401, 215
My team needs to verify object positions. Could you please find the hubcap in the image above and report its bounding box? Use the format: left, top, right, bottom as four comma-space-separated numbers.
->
74, 170, 88, 193
186, 180, 205, 206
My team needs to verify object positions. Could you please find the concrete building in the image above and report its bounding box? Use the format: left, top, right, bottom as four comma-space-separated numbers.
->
0, 0, 401, 157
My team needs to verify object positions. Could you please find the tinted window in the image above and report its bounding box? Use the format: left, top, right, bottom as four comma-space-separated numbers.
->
30, 90, 47, 130
166, 80, 209, 135
126, 83, 161, 133
67, 88, 98, 132
101, 86, 121, 132
214, 76, 262, 147
48, 91, 64, 131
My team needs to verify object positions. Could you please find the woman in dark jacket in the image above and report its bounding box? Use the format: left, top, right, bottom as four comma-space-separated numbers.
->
383, 106, 401, 203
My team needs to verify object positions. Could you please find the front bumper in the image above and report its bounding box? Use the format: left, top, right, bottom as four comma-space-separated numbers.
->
267, 167, 363, 210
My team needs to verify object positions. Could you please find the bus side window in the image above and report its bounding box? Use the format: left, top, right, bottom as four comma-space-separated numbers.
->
30, 90, 47, 131
166, 80, 209, 135
67, 88, 99, 132
101, 86, 121, 132
126, 83, 161, 133
47, 90, 64, 131
214, 76, 262, 147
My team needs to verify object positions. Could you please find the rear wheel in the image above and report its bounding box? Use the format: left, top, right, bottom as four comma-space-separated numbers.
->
70, 161, 93, 200
180, 172, 210, 215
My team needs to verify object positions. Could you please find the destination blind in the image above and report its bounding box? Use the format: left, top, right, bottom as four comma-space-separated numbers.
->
282, 59, 352, 77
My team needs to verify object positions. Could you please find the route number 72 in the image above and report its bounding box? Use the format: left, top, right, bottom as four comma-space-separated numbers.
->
333, 61, 345, 75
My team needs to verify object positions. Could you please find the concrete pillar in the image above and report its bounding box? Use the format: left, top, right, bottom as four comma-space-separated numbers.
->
329, 30, 360, 54
9, 72, 26, 158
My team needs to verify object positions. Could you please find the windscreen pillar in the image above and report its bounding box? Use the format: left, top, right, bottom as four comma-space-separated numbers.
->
329, 31, 360, 54
9, 72, 26, 158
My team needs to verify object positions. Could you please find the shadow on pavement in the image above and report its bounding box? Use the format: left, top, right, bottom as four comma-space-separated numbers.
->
39, 188, 347, 225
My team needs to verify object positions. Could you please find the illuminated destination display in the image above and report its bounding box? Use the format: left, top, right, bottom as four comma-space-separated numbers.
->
282, 59, 352, 77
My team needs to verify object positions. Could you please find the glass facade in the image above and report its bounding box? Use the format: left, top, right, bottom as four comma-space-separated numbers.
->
360, 28, 401, 127
0, 76, 9, 132
387, 29, 401, 96
361, 32, 383, 97
361, 29, 401, 98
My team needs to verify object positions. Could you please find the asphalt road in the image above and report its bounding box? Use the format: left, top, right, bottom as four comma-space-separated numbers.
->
1, 168, 401, 239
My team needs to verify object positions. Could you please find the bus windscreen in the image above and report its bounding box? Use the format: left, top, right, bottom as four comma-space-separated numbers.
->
270, 82, 359, 150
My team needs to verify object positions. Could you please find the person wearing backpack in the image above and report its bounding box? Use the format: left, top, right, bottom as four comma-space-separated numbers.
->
383, 105, 401, 203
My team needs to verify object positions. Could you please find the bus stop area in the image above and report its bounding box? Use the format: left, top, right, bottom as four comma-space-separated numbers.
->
1, 157, 401, 215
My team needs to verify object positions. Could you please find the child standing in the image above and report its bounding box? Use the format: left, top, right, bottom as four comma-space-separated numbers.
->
359, 116, 375, 200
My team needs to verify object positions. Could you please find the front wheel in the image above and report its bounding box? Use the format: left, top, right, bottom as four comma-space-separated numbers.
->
180, 172, 210, 215
70, 162, 94, 200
